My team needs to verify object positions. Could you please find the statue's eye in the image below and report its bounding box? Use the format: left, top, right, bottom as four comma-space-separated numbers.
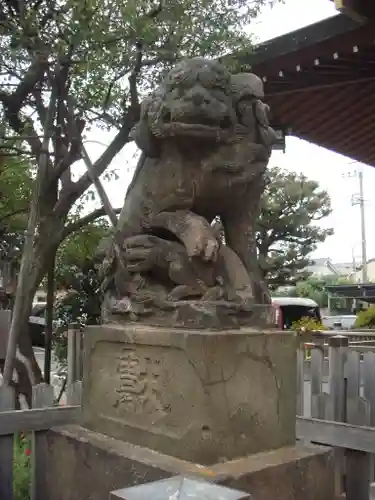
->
166, 83, 184, 98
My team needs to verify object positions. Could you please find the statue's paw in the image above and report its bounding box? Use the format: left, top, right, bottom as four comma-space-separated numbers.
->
122, 234, 163, 272
201, 286, 225, 301
200, 235, 218, 262
125, 248, 155, 273
183, 216, 219, 262
168, 285, 203, 301
235, 285, 254, 301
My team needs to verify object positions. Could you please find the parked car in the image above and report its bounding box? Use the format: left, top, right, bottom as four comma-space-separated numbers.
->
321, 314, 357, 330
271, 297, 322, 330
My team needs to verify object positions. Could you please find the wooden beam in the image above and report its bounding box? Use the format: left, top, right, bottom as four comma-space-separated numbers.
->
266, 75, 375, 97
0, 405, 81, 435
297, 416, 375, 453
239, 14, 363, 68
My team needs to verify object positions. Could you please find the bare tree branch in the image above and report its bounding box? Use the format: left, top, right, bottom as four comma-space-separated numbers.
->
5, 114, 53, 167
32, 87, 48, 125
61, 207, 121, 240
103, 0, 164, 111
54, 113, 135, 214
83, 108, 120, 128
59, 97, 119, 225
1, 56, 49, 113
128, 41, 143, 109
37, 72, 58, 185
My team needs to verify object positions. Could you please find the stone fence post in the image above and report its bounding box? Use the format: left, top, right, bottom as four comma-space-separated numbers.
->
67, 322, 82, 385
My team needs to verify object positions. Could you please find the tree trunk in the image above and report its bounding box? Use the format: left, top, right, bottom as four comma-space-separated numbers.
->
44, 252, 55, 384
3, 186, 42, 384
17, 237, 62, 385
3, 218, 64, 391
3, 84, 60, 388
2, 258, 44, 408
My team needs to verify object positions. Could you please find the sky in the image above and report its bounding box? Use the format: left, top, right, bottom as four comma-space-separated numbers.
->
83, 0, 375, 266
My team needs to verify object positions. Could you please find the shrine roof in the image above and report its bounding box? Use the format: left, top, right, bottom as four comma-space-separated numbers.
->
238, 14, 375, 166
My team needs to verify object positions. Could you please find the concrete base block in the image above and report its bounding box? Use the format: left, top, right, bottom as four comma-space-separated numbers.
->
39, 425, 335, 500
83, 325, 297, 464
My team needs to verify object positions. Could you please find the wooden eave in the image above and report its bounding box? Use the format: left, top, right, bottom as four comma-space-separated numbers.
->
240, 14, 375, 166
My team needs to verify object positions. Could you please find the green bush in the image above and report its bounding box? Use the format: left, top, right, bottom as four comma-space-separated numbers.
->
53, 264, 101, 369
354, 307, 375, 329
13, 433, 31, 500
291, 316, 327, 334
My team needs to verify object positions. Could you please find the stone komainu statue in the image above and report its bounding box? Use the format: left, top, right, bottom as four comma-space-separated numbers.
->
101, 57, 277, 328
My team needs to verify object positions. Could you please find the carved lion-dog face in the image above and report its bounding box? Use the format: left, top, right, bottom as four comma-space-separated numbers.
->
130, 59, 277, 156
155, 58, 236, 137
130, 58, 239, 155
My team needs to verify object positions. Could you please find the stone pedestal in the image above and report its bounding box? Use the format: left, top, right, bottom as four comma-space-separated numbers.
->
41, 324, 335, 500
39, 426, 335, 500
82, 325, 297, 465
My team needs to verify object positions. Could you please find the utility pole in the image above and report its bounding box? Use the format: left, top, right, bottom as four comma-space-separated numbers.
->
351, 247, 356, 273
359, 170, 368, 282
346, 167, 368, 282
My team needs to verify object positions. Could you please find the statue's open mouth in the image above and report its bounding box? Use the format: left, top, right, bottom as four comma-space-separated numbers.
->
161, 110, 234, 132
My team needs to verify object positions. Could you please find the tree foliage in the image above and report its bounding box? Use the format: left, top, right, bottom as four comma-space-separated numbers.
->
54, 218, 108, 289
0, 155, 31, 225
0, 142, 32, 276
0, 0, 272, 136
257, 167, 333, 288
354, 307, 375, 329
276, 275, 354, 309
53, 221, 108, 367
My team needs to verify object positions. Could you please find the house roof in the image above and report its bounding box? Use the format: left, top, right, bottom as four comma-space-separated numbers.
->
238, 14, 375, 166
307, 260, 355, 277
326, 283, 375, 302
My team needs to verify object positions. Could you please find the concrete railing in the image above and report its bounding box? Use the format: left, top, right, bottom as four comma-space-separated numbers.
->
297, 334, 375, 500
0, 382, 82, 500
